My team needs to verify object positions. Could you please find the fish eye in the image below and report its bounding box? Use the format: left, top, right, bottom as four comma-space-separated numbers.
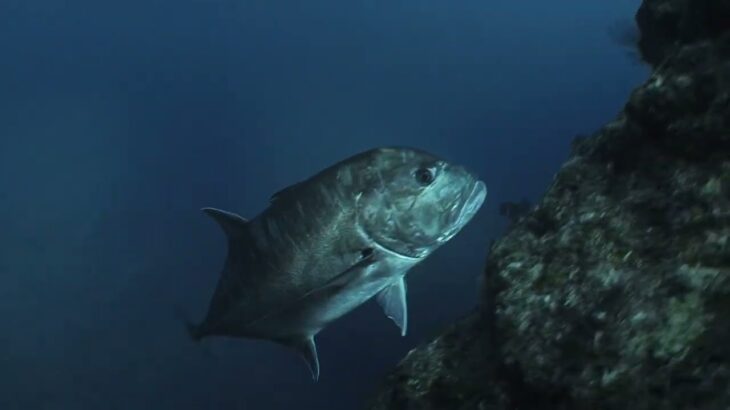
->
414, 167, 435, 186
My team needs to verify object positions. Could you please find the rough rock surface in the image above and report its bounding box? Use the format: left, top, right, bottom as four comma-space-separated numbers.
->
367, 1, 730, 409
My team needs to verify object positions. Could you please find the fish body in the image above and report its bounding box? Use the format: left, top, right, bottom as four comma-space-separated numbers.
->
188, 147, 487, 380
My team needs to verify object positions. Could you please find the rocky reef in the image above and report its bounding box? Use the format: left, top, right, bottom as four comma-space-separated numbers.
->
367, 0, 730, 409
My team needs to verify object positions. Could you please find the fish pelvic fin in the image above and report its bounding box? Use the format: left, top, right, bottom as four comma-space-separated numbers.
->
376, 277, 408, 337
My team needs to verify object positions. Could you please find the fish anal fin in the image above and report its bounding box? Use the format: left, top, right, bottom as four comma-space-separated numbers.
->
376, 277, 408, 336
202, 207, 248, 239
282, 336, 320, 382
324, 250, 377, 291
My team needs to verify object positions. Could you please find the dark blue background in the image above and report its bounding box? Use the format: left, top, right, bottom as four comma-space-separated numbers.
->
0, 0, 646, 408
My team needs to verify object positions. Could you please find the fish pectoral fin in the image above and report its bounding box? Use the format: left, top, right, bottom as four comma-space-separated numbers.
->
324, 248, 378, 289
202, 207, 248, 239
245, 251, 379, 331
376, 277, 408, 337
282, 336, 320, 382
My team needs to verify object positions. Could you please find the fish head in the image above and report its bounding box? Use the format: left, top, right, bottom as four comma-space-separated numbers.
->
358, 147, 487, 259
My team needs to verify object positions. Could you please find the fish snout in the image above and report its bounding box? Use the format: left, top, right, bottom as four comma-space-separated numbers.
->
454, 178, 486, 227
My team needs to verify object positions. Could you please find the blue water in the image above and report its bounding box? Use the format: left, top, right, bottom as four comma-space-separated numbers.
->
0, 0, 647, 408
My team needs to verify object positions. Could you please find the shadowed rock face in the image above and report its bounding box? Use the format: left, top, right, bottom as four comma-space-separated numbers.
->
637, 0, 730, 66
367, 1, 730, 409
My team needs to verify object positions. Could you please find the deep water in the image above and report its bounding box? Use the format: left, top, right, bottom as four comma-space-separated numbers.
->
0, 0, 647, 408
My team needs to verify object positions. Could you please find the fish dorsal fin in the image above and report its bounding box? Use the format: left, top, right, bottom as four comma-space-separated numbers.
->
284, 336, 320, 381
269, 182, 302, 203
376, 277, 408, 336
201, 207, 248, 239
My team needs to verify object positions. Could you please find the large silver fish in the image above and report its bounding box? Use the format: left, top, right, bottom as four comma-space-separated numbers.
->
187, 147, 486, 380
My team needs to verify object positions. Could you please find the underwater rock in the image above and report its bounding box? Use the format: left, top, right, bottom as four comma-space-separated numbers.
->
367, 0, 730, 409
499, 199, 533, 227
636, 0, 730, 66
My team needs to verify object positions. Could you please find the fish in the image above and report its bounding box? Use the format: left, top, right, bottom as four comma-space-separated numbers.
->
186, 146, 487, 381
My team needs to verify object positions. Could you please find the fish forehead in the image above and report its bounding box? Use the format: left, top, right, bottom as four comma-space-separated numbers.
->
317, 147, 442, 197
325, 146, 438, 175
271, 147, 442, 202
347, 146, 441, 169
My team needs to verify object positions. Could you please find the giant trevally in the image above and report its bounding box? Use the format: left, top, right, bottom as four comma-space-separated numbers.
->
186, 147, 486, 380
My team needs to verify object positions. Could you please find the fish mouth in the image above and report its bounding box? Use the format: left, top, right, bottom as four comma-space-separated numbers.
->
439, 180, 487, 241
460, 180, 487, 223
369, 237, 426, 260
